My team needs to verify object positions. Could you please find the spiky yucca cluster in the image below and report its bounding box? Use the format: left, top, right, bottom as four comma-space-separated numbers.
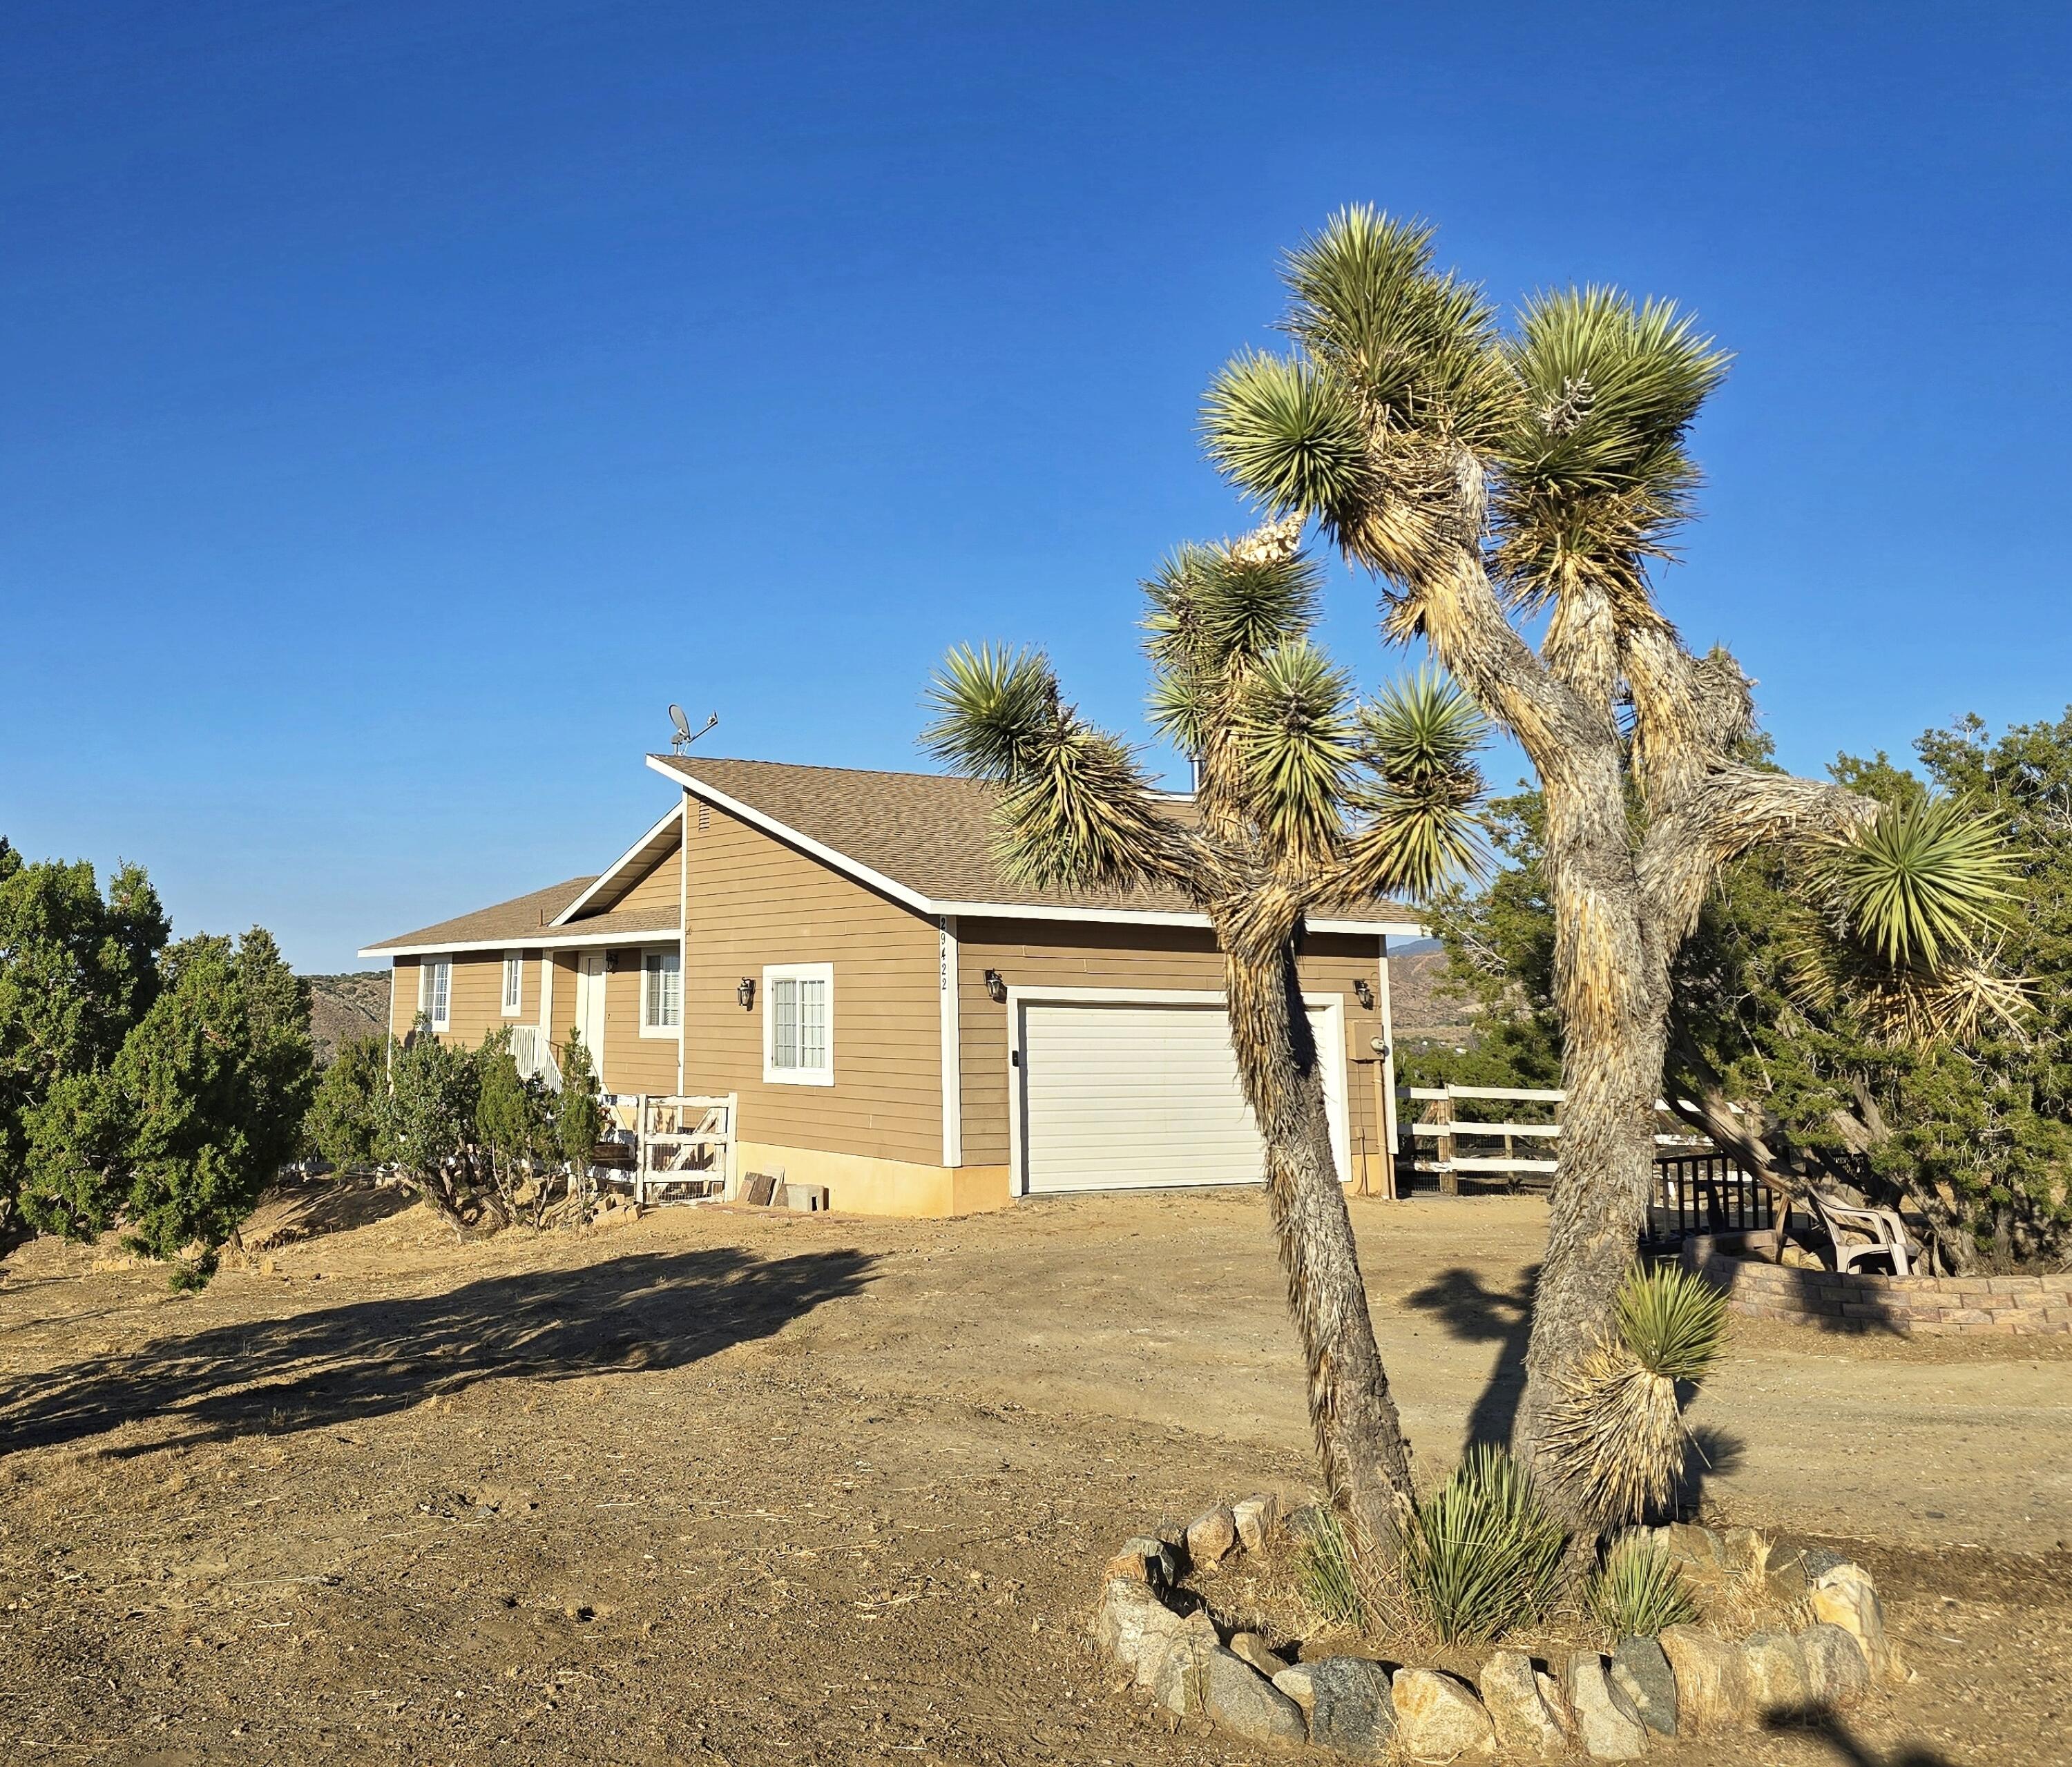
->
1785, 793, 2027, 1046
1585, 1530, 1699, 1641
1200, 204, 2022, 1044
1541, 1264, 1729, 1527
1291, 1505, 1371, 1632
1395, 1445, 1566, 1645
923, 540, 1490, 908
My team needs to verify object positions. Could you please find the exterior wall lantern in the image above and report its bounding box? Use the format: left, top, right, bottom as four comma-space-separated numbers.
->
982, 967, 1008, 1004
1354, 978, 1374, 1010
736, 976, 756, 1010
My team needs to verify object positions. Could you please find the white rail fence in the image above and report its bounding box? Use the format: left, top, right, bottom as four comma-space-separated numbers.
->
1399, 1083, 1714, 1193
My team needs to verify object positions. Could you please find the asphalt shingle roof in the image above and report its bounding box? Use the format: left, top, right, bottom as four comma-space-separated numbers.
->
652, 754, 1412, 922
363, 756, 1414, 954
365, 878, 680, 953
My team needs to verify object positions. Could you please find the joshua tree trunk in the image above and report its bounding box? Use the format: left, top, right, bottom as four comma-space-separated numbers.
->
1512, 731, 1676, 1465
1404, 515, 1880, 1520
1515, 989, 1671, 1460
1218, 905, 1417, 1555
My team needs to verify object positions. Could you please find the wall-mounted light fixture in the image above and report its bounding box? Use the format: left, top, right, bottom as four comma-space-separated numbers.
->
1354, 978, 1374, 1010
982, 967, 1007, 1004
736, 976, 756, 1010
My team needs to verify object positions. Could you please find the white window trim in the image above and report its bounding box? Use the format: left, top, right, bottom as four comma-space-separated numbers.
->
420, 956, 452, 1034
640, 945, 682, 1039
501, 950, 524, 1017
762, 961, 834, 1086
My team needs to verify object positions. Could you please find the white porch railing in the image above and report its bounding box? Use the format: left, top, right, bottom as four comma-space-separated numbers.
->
508, 1024, 562, 1090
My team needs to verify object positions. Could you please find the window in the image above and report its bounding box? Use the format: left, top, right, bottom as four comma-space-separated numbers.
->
762, 962, 832, 1085
420, 957, 452, 1033
501, 951, 524, 1016
641, 947, 682, 1036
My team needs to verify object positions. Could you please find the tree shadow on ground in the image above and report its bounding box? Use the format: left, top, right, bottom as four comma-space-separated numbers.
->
1765, 1707, 1953, 1766
0, 1246, 874, 1458
1676, 1420, 1748, 1514
1401, 1264, 1538, 1448
1403, 1264, 1751, 1518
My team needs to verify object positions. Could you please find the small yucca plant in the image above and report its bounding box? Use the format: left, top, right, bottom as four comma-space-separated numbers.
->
1542, 1263, 1731, 1526
1397, 1445, 1566, 1644
1292, 1506, 1370, 1631
1618, 1262, 1730, 1381
1585, 1531, 1699, 1641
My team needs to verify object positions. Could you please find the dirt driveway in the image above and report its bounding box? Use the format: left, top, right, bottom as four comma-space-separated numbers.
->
1, 1189, 2065, 1765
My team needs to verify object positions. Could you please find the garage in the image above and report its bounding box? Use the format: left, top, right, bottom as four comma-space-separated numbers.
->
1011, 989, 1350, 1195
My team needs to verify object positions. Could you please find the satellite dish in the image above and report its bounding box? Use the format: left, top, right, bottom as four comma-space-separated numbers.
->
668, 706, 718, 753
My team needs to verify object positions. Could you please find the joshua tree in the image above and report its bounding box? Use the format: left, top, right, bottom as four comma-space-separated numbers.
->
925, 535, 1486, 1556
1200, 209, 2015, 1512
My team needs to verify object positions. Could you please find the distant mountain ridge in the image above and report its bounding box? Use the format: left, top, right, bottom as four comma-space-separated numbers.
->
306, 970, 386, 1063
1387, 947, 1473, 1043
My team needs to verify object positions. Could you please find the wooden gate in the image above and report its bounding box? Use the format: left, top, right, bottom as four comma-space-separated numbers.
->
632, 1094, 739, 1204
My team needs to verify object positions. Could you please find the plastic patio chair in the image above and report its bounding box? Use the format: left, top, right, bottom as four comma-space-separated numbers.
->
1807, 1190, 1917, 1276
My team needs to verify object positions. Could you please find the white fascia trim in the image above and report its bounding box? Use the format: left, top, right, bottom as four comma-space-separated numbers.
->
676, 794, 689, 1094
645, 760, 1425, 938
359, 927, 679, 959
939, 901, 1426, 938
646, 756, 936, 915
552, 803, 686, 927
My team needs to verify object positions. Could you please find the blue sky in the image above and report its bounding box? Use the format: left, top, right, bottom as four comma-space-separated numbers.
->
4, 2, 2067, 972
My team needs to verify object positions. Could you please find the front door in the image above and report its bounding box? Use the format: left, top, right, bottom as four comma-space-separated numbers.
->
575, 952, 608, 1073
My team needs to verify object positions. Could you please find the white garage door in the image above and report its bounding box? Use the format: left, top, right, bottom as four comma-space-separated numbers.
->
1016, 995, 1347, 1194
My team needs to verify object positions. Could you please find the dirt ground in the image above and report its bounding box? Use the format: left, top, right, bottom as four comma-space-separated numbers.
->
1, 1186, 2065, 1766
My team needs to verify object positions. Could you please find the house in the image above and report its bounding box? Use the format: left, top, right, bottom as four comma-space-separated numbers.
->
359, 754, 1422, 1215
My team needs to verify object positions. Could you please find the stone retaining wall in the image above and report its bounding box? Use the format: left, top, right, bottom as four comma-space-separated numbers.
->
1095, 1507, 1897, 1759
1686, 1239, 2072, 1335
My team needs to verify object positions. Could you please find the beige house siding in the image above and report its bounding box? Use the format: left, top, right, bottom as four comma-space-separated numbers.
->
385, 949, 517, 1050
602, 948, 680, 1094
955, 919, 1390, 1188
547, 951, 582, 1045
680, 791, 940, 1167
389, 956, 417, 1039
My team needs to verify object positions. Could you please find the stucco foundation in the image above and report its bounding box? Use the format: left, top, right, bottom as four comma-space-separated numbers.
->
734, 1143, 1011, 1217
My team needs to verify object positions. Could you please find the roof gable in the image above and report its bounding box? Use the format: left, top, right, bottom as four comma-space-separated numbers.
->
647, 754, 1420, 933
553, 804, 682, 925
